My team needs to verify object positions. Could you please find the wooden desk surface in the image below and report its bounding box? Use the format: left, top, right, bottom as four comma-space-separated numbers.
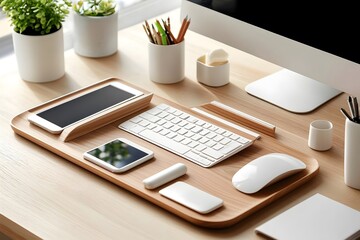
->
1, 9, 359, 239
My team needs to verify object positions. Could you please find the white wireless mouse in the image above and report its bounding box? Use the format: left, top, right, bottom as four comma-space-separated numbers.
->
232, 153, 306, 194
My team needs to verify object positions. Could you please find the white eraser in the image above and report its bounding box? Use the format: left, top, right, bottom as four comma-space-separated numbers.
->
143, 163, 187, 189
205, 49, 228, 65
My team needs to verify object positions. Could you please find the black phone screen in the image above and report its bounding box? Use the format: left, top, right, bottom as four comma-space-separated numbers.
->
87, 139, 149, 168
37, 85, 136, 128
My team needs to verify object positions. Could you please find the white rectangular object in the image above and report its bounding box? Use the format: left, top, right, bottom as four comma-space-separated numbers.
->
255, 193, 360, 240
159, 182, 223, 214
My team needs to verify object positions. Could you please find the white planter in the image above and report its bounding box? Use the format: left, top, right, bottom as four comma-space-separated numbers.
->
73, 10, 118, 58
12, 27, 65, 83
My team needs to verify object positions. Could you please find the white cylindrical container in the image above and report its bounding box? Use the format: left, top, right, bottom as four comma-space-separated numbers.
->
148, 41, 185, 84
344, 118, 360, 190
12, 27, 65, 83
308, 120, 333, 151
197, 55, 230, 87
73, 10, 118, 58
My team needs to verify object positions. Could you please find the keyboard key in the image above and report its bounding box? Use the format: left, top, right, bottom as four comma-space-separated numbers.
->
237, 137, 250, 144
165, 114, 175, 121
191, 134, 202, 141
220, 138, 231, 145
187, 141, 199, 148
184, 151, 212, 167
158, 111, 169, 118
179, 113, 189, 119
177, 128, 187, 135
205, 140, 216, 148
163, 122, 173, 129
191, 126, 203, 133
171, 117, 182, 124
181, 138, 192, 145
157, 104, 169, 110
139, 120, 150, 127
174, 135, 185, 142
148, 108, 163, 115
170, 125, 181, 132
199, 129, 210, 136
213, 135, 224, 142
219, 141, 243, 155
205, 132, 216, 139
213, 143, 224, 151
139, 129, 190, 155
202, 147, 224, 160
157, 119, 167, 126
166, 132, 177, 139
130, 125, 145, 134
195, 144, 207, 152
120, 120, 136, 130
159, 129, 170, 136
184, 131, 194, 138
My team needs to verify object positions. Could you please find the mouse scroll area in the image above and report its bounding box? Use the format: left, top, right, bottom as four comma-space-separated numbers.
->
232, 153, 306, 194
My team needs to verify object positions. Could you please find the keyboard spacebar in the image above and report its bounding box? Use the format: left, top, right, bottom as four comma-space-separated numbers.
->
139, 129, 191, 155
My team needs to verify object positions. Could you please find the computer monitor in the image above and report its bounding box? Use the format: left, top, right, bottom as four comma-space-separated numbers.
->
181, 1, 360, 113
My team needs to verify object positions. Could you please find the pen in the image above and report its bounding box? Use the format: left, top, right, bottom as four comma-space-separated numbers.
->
347, 96, 355, 119
341, 108, 353, 122
354, 97, 359, 122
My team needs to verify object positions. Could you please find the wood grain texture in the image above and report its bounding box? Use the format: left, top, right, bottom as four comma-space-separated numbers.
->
201, 102, 276, 137
11, 78, 318, 228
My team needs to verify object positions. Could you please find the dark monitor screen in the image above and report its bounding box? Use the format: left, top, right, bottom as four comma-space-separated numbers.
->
187, 1, 359, 64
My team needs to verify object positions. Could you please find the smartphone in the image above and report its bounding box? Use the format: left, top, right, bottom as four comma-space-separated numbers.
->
83, 138, 154, 173
28, 82, 143, 134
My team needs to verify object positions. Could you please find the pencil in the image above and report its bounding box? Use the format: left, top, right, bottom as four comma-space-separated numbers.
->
143, 24, 154, 43
178, 18, 190, 42
162, 19, 177, 44
177, 16, 188, 43
177, 16, 190, 43
151, 24, 161, 45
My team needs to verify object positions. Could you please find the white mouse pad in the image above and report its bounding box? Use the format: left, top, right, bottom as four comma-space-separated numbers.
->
255, 193, 360, 240
159, 181, 223, 214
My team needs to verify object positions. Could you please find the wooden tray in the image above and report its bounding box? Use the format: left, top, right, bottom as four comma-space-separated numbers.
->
11, 78, 319, 228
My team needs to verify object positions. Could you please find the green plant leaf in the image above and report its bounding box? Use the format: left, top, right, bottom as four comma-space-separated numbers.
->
0, 0, 71, 35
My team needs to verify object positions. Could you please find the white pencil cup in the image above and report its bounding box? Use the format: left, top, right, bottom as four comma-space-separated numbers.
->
148, 41, 185, 84
344, 119, 360, 190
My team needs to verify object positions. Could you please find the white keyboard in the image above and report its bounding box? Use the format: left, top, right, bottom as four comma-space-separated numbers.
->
119, 104, 252, 167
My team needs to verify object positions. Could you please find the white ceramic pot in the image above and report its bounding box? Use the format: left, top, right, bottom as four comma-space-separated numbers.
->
73, 10, 118, 58
148, 41, 185, 84
12, 27, 65, 83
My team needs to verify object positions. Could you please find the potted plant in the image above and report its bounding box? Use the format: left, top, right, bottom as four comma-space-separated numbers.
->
72, 0, 118, 58
0, 0, 71, 83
